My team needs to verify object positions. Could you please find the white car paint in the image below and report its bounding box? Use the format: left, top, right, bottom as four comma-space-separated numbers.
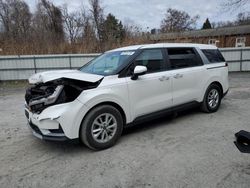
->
26, 99, 90, 139
25, 43, 229, 140
108, 43, 218, 53
29, 69, 103, 84
170, 66, 207, 106
125, 71, 173, 118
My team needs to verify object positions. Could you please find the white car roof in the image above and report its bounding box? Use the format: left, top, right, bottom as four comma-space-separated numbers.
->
108, 43, 217, 52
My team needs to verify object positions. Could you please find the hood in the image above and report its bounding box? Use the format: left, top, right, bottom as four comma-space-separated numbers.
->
29, 70, 104, 84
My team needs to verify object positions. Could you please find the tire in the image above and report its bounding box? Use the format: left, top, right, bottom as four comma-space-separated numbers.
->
201, 84, 222, 113
80, 105, 123, 150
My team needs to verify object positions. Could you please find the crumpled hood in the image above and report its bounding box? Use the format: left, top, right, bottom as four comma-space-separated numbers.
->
28, 70, 104, 84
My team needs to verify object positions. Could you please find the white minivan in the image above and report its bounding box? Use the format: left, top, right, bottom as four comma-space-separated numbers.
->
25, 43, 229, 150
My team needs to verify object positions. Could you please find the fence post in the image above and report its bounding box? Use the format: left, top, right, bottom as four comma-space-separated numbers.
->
240, 48, 243, 72
33, 56, 37, 73
69, 55, 72, 69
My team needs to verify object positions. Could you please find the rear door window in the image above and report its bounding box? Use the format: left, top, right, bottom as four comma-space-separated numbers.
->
202, 49, 225, 63
167, 48, 203, 69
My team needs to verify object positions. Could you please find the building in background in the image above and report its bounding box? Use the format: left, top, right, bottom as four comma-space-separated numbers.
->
150, 25, 250, 48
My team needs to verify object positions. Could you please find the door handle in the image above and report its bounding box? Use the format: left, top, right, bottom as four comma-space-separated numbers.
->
173, 74, 183, 79
159, 76, 170, 81
159, 77, 165, 81
165, 76, 170, 80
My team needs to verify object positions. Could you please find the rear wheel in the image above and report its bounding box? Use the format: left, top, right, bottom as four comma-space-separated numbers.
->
201, 84, 222, 113
80, 105, 123, 150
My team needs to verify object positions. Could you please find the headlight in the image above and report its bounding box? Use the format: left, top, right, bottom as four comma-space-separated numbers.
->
25, 77, 101, 114
29, 85, 64, 106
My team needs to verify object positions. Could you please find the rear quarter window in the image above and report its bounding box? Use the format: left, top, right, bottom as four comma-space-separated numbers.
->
202, 49, 225, 63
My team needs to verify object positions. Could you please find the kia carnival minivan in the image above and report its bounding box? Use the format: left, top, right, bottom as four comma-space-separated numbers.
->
25, 43, 229, 150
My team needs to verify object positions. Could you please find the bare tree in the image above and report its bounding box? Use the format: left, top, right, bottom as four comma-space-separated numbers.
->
33, 0, 64, 47
30, 0, 65, 54
81, 16, 98, 52
0, 0, 31, 39
89, 0, 104, 46
211, 12, 250, 28
62, 5, 86, 44
10, 0, 31, 40
161, 8, 199, 33
35, 0, 64, 42
222, 0, 250, 10
0, 0, 11, 33
236, 12, 250, 25
0, 0, 151, 55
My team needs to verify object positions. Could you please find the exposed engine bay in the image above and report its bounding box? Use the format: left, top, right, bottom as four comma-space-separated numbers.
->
25, 78, 101, 114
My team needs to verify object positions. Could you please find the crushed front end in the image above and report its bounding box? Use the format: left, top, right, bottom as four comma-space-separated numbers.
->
24, 77, 101, 141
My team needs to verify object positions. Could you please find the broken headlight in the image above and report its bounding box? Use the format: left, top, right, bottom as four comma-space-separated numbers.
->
25, 78, 102, 113
29, 85, 64, 106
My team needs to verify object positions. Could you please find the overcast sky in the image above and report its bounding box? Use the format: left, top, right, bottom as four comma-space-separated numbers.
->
25, 0, 250, 30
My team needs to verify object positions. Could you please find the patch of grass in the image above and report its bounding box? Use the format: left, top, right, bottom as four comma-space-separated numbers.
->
0, 80, 29, 89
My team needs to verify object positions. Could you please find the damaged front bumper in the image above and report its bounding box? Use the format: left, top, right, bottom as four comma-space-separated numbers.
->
24, 70, 104, 142
27, 120, 69, 141
25, 99, 90, 141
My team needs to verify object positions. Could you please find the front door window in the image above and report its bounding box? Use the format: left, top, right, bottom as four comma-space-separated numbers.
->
133, 49, 165, 73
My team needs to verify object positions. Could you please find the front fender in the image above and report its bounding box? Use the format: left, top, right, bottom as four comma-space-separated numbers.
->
77, 88, 131, 123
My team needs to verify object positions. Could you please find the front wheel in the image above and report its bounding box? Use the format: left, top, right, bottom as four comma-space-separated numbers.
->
201, 84, 222, 113
80, 105, 123, 150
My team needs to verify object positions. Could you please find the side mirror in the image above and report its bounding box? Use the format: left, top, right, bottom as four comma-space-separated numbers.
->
131, 66, 147, 80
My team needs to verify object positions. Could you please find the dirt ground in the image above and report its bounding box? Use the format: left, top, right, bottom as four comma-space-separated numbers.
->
0, 73, 250, 188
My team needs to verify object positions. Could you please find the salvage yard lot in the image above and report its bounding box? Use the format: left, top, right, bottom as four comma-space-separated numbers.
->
0, 73, 250, 188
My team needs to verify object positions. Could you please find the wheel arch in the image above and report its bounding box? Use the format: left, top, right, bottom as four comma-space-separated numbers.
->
200, 77, 224, 101
79, 101, 127, 138
200, 81, 223, 113
209, 81, 223, 95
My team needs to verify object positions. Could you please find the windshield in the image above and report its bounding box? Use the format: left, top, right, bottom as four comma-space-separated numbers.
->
80, 50, 135, 76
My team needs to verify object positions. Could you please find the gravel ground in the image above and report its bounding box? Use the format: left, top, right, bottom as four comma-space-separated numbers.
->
0, 72, 250, 188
